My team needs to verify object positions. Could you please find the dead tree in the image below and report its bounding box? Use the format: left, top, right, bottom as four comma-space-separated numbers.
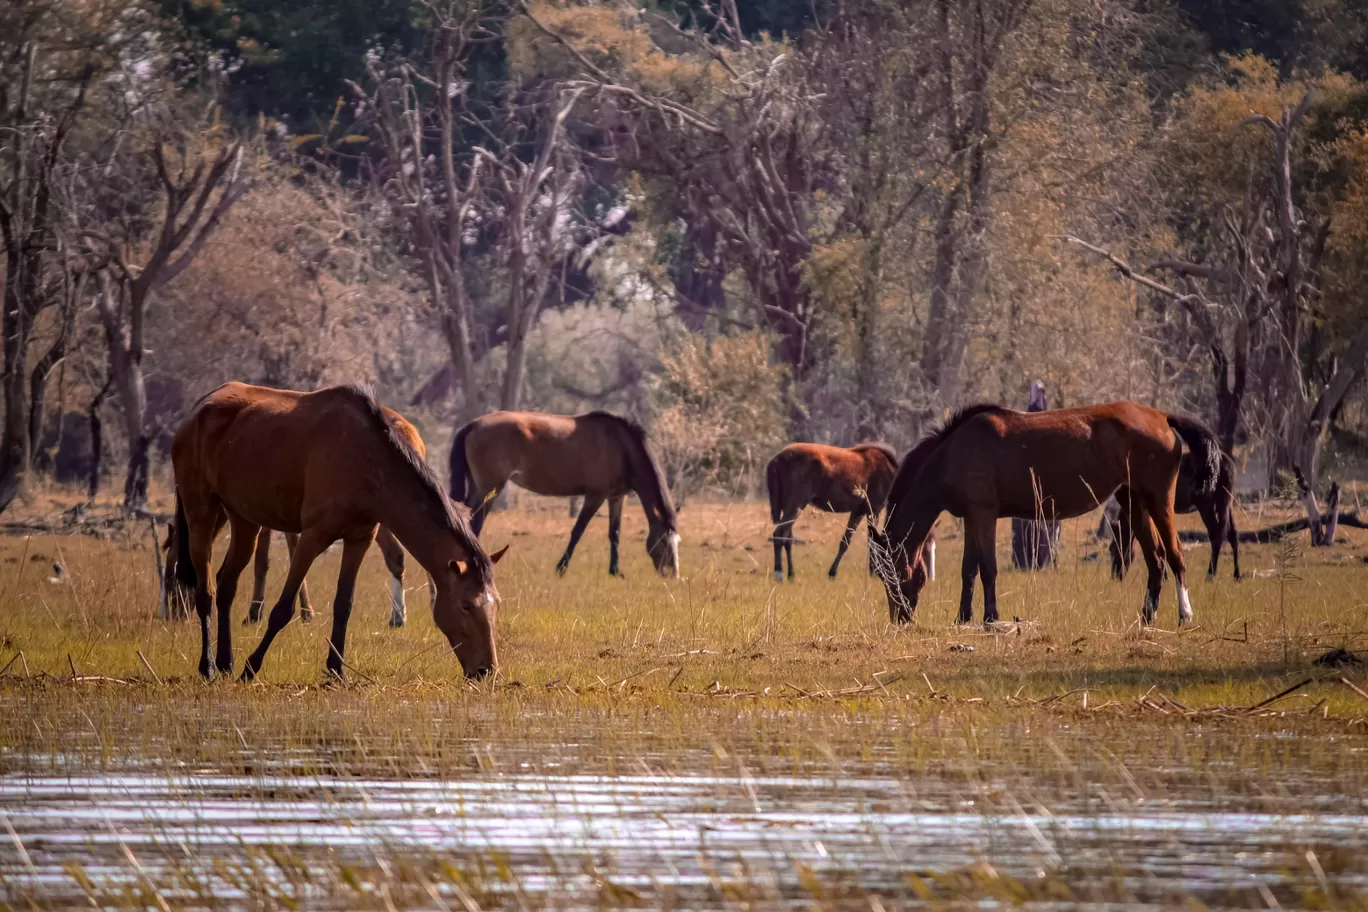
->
84, 136, 248, 511
1063, 90, 1368, 544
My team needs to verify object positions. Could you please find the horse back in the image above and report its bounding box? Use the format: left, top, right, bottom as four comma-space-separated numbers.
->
463, 410, 630, 498
770, 443, 892, 513
172, 383, 390, 532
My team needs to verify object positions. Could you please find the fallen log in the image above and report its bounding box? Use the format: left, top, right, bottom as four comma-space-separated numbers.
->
1178, 509, 1368, 544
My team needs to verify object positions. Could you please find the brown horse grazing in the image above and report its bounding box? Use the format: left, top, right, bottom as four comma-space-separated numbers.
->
163, 406, 431, 629
765, 442, 935, 582
169, 382, 506, 681
1107, 450, 1241, 581
869, 402, 1221, 628
244, 526, 421, 627
450, 410, 679, 577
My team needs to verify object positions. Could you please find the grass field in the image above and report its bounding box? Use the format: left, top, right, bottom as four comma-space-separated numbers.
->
2, 489, 1368, 908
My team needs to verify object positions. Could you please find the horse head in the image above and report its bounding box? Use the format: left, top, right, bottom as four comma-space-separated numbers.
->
432, 544, 508, 679
647, 522, 680, 577
869, 528, 927, 624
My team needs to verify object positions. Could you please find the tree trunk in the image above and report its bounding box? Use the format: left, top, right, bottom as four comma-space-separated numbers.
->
854, 237, 883, 440
27, 325, 69, 468
116, 355, 150, 511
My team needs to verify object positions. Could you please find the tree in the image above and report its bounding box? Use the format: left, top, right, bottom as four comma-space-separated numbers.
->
81, 126, 249, 510
0, 0, 138, 512
356, 0, 590, 419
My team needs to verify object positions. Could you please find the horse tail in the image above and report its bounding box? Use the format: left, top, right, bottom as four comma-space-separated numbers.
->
173, 492, 197, 589
1166, 414, 1221, 497
766, 455, 784, 524
448, 420, 476, 505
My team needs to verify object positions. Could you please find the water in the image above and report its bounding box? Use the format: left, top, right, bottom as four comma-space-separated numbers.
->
3, 719, 1367, 910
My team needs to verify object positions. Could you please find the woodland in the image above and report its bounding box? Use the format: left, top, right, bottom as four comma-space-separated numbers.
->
5, 0, 1368, 515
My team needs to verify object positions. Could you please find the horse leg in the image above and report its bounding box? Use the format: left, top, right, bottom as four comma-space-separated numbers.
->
213, 515, 260, 675
184, 503, 225, 680
830, 508, 864, 578
1198, 498, 1223, 581
241, 528, 331, 682
1129, 507, 1165, 627
1227, 508, 1242, 581
967, 512, 999, 625
957, 521, 983, 626
283, 532, 315, 622
1109, 497, 1134, 581
1145, 494, 1193, 626
557, 494, 604, 576
247, 527, 271, 624
607, 495, 625, 576
865, 513, 880, 577
326, 533, 376, 680
375, 526, 407, 627
772, 511, 797, 582
466, 483, 500, 537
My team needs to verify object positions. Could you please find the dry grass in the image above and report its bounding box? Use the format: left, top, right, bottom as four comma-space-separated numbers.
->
2, 489, 1368, 909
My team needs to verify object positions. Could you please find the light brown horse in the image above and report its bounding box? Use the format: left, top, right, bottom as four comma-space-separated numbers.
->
170, 382, 506, 681
766, 442, 935, 582
450, 410, 679, 577
870, 402, 1220, 627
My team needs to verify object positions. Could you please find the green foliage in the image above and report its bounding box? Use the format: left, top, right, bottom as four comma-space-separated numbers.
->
159, 0, 429, 128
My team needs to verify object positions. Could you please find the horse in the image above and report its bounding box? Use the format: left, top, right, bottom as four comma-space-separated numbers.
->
765, 442, 935, 582
163, 406, 432, 630
450, 410, 679, 577
1106, 450, 1241, 581
168, 382, 506, 681
869, 402, 1221, 628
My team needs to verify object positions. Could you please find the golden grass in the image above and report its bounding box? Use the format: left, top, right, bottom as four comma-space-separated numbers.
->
2, 492, 1368, 908
1, 490, 1367, 712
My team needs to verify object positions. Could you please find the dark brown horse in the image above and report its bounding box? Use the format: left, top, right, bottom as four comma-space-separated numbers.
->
450, 410, 679, 577
242, 405, 433, 627
1107, 451, 1241, 581
765, 442, 935, 582
870, 402, 1221, 627
170, 382, 506, 681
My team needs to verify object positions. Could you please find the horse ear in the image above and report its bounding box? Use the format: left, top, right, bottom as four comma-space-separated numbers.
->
489, 545, 509, 564
450, 558, 469, 577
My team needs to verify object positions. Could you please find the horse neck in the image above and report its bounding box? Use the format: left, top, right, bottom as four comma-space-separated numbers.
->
884, 459, 944, 562
622, 432, 672, 528
370, 467, 472, 578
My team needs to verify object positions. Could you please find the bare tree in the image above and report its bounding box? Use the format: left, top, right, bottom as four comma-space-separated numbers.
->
0, 37, 95, 510
1064, 92, 1368, 543
83, 134, 248, 510
356, 0, 587, 417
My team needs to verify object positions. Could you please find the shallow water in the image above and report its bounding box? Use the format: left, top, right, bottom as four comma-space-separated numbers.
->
2, 719, 1367, 909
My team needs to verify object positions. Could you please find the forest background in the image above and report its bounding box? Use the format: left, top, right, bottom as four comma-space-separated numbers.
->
6, 0, 1368, 514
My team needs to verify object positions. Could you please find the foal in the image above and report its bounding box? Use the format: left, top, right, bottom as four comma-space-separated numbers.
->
766, 442, 934, 582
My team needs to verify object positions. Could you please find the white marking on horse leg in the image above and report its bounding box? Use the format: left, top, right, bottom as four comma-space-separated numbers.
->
668, 532, 681, 577
773, 571, 784, 583
390, 576, 406, 627
157, 576, 168, 620
926, 539, 937, 581
1178, 583, 1193, 625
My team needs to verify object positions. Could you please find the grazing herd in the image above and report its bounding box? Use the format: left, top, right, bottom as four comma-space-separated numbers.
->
161, 381, 1232, 681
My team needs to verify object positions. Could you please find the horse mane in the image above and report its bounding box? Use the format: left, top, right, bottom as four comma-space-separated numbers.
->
885, 404, 1007, 520
852, 441, 898, 465
584, 410, 678, 529
339, 385, 493, 585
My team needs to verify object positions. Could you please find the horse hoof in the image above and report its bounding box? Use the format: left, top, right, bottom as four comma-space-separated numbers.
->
773, 571, 784, 583
300, 612, 314, 624
555, 563, 569, 577
239, 661, 260, 683
389, 616, 405, 629
827, 571, 838, 580
198, 662, 214, 682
